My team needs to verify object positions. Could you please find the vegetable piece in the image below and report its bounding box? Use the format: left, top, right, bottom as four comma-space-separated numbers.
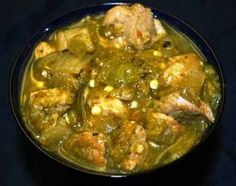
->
50, 52, 90, 74
154, 132, 200, 166
52, 27, 93, 51
150, 79, 159, 90
40, 118, 71, 150
153, 50, 163, 57
112, 86, 135, 101
76, 86, 88, 124
47, 72, 79, 91
98, 55, 140, 86
104, 85, 114, 92
38, 52, 90, 74
130, 100, 138, 109
91, 105, 102, 115
201, 65, 221, 112
68, 28, 94, 57
89, 79, 95, 88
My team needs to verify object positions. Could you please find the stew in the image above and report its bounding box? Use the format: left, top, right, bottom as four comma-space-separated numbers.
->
20, 4, 221, 173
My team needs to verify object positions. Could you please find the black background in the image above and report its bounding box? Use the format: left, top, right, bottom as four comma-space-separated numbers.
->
1, 0, 236, 186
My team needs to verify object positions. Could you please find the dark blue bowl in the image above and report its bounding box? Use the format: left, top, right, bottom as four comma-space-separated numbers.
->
9, 2, 225, 177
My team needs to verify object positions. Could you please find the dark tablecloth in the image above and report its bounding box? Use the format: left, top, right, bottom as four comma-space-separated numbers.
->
0, 0, 235, 185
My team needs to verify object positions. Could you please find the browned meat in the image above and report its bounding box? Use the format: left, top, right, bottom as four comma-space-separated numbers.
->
159, 53, 205, 94
111, 122, 147, 171
103, 6, 130, 27
63, 132, 107, 166
146, 112, 184, 145
29, 88, 74, 108
35, 42, 56, 59
86, 114, 123, 134
87, 88, 128, 117
103, 4, 166, 49
156, 92, 215, 122
28, 88, 74, 132
91, 97, 127, 115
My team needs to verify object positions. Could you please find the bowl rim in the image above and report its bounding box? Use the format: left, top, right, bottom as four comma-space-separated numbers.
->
9, 2, 225, 177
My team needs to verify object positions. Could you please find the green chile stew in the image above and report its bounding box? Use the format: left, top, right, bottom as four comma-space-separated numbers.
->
20, 4, 221, 174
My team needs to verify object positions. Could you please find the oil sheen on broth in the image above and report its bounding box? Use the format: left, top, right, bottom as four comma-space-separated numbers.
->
20, 4, 221, 174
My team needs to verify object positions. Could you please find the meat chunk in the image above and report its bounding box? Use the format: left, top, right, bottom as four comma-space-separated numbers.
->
87, 88, 128, 117
159, 53, 205, 94
146, 112, 184, 145
103, 4, 166, 49
35, 42, 56, 59
86, 114, 123, 134
111, 122, 147, 171
28, 88, 74, 132
156, 92, 215, 122
103, 6, 130, 28
29, 88, 74, 108
91, 97, 127, 116
63, 132, 107, 166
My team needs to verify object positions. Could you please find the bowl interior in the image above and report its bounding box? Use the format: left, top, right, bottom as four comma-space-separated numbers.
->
10, 2, 225, 177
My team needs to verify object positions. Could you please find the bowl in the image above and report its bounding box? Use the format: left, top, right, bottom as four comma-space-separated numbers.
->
10, 2, 225, 177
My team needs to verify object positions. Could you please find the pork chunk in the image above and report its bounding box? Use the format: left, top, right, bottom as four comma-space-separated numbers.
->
111, 122, 147, 171
28, 88, 74, 132
63, 132, 107, 166
156, 92, 215, 122
29, 88, 74, 108
35, 42, 56, 59
103, 4, 166, 49
87, 88, 128, 117
159, 53, 205, 94
146, 112, 184, 145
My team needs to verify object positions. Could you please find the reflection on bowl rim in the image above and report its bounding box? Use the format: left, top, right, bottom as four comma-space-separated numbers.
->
9, 2, 225, 177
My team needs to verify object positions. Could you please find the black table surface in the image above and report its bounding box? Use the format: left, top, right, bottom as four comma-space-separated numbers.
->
1, 0, 236, 185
